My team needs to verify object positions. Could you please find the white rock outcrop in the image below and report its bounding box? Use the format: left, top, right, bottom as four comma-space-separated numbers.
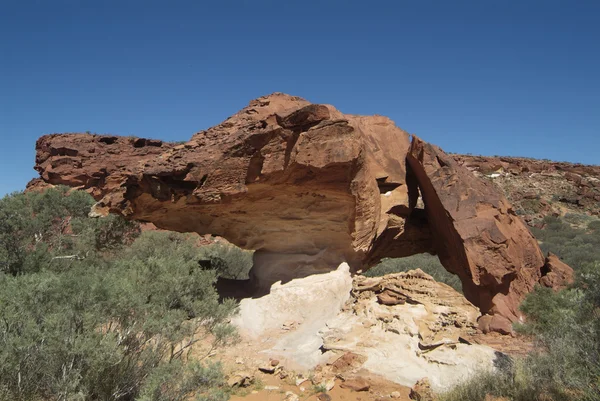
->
233, 265, 498, 391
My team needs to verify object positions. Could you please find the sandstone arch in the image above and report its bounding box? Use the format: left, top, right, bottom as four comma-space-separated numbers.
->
31, 93, 571, 332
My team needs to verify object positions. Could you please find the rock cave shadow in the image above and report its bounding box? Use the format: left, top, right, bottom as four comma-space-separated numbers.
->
215, 269, 336, 302
215, 277, 260, 301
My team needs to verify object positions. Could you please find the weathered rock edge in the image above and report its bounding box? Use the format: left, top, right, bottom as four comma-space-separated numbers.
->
31, 93, 573, 332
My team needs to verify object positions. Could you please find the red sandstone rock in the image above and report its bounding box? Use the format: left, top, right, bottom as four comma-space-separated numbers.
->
477, 314, 514, 336
340, 377, 370, 392
540, 253, 575, 290
25, 178, 56, 193
406, 137, 552, 324
329, 352, 366, 373
31, 93, 570, 332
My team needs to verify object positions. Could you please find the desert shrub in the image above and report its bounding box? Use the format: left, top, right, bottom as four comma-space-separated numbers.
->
519, 198, 543, 215
0, 190, 236, 401
530, 215, 600, 272
0, 187, 139, 275
200, 242, 253, 280
137, 360, 228, 401
441, 361, 578, 401
587, 219, 600, 231
563, 212, 594, 227
365, 253, 463, 292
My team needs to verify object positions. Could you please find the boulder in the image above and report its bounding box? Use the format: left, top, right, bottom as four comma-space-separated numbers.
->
409, 378, 436, 401
540, 253, 575, 290
340, 377, 370, 392
329, 352, 367, 373
284, 392, 299, 401
227, 371, 254, 388
477, 314, 513, 335
31, 93, 569, 330
231, 267, 498, 391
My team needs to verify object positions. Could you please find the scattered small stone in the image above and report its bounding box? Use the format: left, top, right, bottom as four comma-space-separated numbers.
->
270, 359, 280, 367
258, 364, 276, 374
282, 321, 298, 331
226, 377, 241, 388
330, 352, 366, 373
323, 378, 335, 391
235, 358, 244, 364
316, 394, 331, 401
340, 377, 370, 392
409, 378, 436, 401
295, 376, 308, 386
264, 385, 280, 391
226, 371, 253, 388
284, 391, 300, 401
390, 391, 402, 398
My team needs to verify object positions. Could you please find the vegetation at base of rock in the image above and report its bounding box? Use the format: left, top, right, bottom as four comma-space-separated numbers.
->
365, 253, 463, 292
200, 242, 253, 280
442, 214, 600, 401
530, 215, 600, 272
0, 188, 239, 401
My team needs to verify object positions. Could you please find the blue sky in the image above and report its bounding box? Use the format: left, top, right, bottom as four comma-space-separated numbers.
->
1, 1, 599, 196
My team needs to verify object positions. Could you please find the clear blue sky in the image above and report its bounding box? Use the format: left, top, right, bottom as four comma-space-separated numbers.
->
1, 1, 599, 196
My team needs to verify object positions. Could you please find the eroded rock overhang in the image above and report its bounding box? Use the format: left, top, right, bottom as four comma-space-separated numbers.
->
31, 93, 573, 332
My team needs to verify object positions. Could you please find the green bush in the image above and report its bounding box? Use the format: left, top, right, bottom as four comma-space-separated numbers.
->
0, 190, 237, 401
563, 212, 594, 227
200, 242, 253, 280
137, 361, 228, 401
365, 253, 463, 292
441, 361, 577, 401
0, 187, 139, 275
531, 215, 600, 272
587, 220, 600, 232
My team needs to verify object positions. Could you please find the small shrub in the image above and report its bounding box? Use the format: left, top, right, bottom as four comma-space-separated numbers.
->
564, 212, 593, 227
137, 360, 229, 401
200, 242, 253, 280
311, 384, 328, 394
587, 220, 600, 231
531, 216, 600, 272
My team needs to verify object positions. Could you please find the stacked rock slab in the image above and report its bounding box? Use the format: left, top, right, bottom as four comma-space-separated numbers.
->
32, 93, 572, 332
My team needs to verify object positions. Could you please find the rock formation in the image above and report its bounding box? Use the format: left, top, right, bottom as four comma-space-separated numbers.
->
231, 265, 498, 391
31, 93, 572, 331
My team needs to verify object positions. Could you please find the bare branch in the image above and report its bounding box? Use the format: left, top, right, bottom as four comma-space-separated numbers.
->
51, 255, 85, 261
